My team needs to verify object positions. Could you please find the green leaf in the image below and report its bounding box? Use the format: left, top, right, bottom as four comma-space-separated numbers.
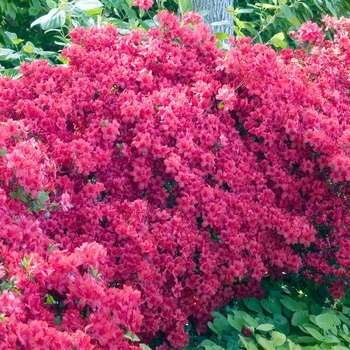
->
257, 324, 275, 331
10, 187, 29, 202
211, 311, 231, 334
310, 304, 323, 315
20, 256, 32, 270
287, 339, 302, 350
292, 310, 309, 326
256, 335, 275, 350
323, 335, 340, 344
11, 38, 24, 45
236, 8, 254, 14
262, 4, 278, 9
48, 243, 60, 252
124, 331, 140, 342
37, 191, 50, 202
2, 69, 22, 79
271, 331, 286, 346
0, 148, 6, 157
5, 31, 17, 41
243, 298, 263, 313
238, 336, 259, 350
242, 312, 259, 328
270, 33, 287, 49
0, 48, 15, 58
23, 41, 34, 53
300, 2, 313, 17
214, 32, 230, 40
325, 0, 337, 17
314, 314, 333, 330
295, 336, 315, 344
228, 314, 244, 331
54, 315, 62, 325
201, 339, 225, 350
280, 296, 301, 311
5, 52, 22, 60
303, 326, 324, 341
178, 0, 193, 16
279, 4, 301, 26
140, 345, 152, 350
31, 9, 66, 30
273, 314, 290, 335
261, 297, 281, 315
46, 0, 57, 9
45, 294, 56, 304
75, 0, 103, 11
333, 347, 350, 350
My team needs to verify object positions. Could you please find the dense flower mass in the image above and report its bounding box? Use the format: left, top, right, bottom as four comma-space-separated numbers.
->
133, 0, 154, 10
1, 10, 350, 349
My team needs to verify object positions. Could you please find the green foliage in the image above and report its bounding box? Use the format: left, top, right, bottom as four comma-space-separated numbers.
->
0, 0, 178, 75
226, 0, 350, 47
9, 186, 51, 212
185, 276, 350, 350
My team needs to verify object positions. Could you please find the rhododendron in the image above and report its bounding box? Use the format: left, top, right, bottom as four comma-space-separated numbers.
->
1, 10, 350, 349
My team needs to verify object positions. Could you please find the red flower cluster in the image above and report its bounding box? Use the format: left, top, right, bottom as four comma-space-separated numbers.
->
133, 0, 154, 10
1, 11, 350, 348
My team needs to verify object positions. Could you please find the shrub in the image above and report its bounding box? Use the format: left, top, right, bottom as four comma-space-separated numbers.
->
188, 276, 350, 350
227, 0, 350, 48
1, 11, 350, 349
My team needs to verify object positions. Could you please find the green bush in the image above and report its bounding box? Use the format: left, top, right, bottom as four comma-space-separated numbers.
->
226, 0, 350, 48
186, 276, 350, 350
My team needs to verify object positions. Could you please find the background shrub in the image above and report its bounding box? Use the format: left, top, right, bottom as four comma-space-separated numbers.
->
186, 276, 350, 350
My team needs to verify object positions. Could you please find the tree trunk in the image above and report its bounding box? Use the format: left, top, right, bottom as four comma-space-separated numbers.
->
191, 0, 233, 36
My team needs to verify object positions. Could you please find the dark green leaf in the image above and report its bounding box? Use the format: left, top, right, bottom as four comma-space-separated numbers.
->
325, 0, 337, 17
281, 296, 301, 311
292, 310, 309, 326
243, 298, 263, 313
261, 297, 281, 315
273, 314, 290, 335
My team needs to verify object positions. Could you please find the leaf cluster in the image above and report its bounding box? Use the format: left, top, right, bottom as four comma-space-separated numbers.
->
225, 0, 350, 48
186, 277, 350, 350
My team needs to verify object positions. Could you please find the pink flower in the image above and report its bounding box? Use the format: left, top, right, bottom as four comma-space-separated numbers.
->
60, 192, 73, 212
216, 84, 237, 110
133, 0, 153, 10
290, 21, 324, 45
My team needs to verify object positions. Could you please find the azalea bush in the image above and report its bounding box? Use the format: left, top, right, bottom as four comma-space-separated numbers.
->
0, 0, 178, 76
2, 9, 350, 349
